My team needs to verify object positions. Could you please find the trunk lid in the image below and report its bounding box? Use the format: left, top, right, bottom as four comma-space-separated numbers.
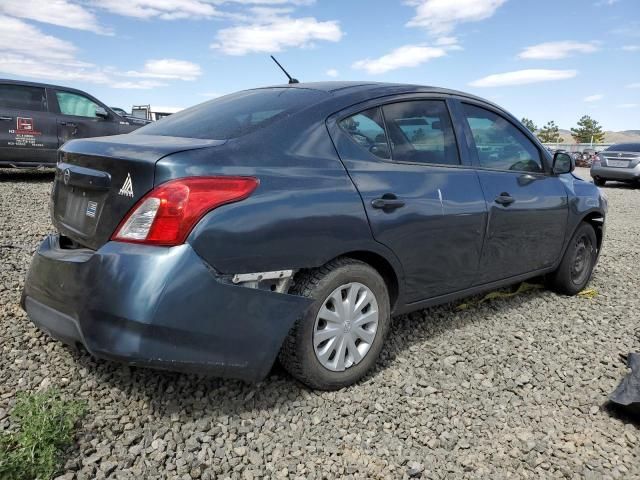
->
52, 134, 225, 250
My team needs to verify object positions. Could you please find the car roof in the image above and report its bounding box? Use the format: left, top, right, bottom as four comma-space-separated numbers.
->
0, 78, 91, 96
260, 81, 481, 98
251, 81, 504, 111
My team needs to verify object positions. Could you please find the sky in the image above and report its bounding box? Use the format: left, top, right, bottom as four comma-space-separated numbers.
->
0, 0, 639, 131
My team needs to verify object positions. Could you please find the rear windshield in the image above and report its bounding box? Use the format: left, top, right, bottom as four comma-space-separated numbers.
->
134, 88, 326, 140
606, 143, 640, 152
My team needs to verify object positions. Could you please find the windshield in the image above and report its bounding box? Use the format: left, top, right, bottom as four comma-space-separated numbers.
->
134, 88, 326, 140
606, 143, 640, 152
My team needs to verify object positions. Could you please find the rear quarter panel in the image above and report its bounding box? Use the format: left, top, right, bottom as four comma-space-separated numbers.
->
154, 117, 404, 278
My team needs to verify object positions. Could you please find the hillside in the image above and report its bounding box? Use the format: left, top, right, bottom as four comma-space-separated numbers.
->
554, 129, 640, 144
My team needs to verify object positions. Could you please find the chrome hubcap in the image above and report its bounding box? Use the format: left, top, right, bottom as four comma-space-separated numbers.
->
313, 282, 379, 372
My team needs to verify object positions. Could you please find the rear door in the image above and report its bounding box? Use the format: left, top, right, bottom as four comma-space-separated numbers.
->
52, 89, 120, 146
0, 83, 59, 165
454, 100, 568, 283
329, 97, 487, 303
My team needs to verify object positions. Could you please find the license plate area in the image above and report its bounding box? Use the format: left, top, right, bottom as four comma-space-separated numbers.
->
608, 159, 630, 168
56, 186, 104, 238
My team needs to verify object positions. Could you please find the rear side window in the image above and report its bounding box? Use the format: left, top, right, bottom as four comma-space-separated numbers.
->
382, 100, 460, 165
135, 88, 327, 140
462, 104, 543, 173
56, 91, 101, 118
0, 84, 47, 111
340, 108, 390, 159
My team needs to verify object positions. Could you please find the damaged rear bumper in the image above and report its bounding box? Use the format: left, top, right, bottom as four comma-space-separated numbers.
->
22, 235, 312, 382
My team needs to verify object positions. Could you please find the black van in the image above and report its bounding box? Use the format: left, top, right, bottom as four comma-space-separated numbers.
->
0, 80, 146, 167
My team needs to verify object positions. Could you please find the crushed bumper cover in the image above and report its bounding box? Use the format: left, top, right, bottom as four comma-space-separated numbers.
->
22, 235, 312, 382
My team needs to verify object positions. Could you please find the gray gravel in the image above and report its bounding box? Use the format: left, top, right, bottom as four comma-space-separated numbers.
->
1, 167, 638, 479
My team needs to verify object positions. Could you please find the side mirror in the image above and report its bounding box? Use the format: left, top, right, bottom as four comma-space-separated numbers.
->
553, 151, 574, 174
95, 106, 109, 119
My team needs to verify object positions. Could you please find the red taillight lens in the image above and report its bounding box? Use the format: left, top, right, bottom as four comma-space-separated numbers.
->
112, 176, 259, 246
593, 154, 603, 166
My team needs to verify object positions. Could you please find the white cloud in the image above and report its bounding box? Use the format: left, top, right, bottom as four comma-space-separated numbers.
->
622, 45, 640, 52
406, 0, 507, 35
352, 44, 447, 74
124, 59, 202, 81
326, 68, 339, 77
469, 69, 578, 87
584, 94, 604, 102
0, 15, 79, 62
211, 17, 342, 55
617, 103, 638, 109
0, 0, 106, 32
0, 15, 197, 90
518, 41, 599, 60
626, 82, 640, 88
111, 80, 169, 89
94, 0, 219, 20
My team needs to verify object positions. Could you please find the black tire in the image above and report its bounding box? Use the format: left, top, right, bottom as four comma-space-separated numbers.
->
593, 177, 606, 187
546, 223, 598, 295
279, 258, 390, 390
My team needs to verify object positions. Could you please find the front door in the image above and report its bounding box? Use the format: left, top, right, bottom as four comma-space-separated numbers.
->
457, 102, 568, 284
53, 90, 119, 146
0, 83, 59, 165
329, 98, 487, 303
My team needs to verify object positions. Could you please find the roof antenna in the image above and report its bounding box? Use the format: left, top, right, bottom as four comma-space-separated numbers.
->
270, 55, 299, 84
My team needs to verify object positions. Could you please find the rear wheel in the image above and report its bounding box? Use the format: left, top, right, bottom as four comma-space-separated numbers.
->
547, 223, 597, 295
593, 177, 606, 187
279, 258, 390, 390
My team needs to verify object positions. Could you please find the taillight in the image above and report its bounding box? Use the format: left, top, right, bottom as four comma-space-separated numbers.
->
593, 154, 603, 166
112, 176, 259, 246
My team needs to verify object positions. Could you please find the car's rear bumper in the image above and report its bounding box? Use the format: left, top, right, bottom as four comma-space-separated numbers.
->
591, 165, 640, 181
22, 235, 312, 382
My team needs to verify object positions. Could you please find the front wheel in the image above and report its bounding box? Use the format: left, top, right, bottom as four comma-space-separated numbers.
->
279, 258, 390, 390
546, 223, 598, 295
593, 177, 606, 187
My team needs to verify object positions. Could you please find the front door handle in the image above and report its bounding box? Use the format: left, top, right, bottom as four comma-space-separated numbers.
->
495, 193, 515, 206
0, 116, 12, 121
372, 194, 405, 211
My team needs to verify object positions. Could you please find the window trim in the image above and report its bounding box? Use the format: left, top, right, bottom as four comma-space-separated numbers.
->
337, 97, 465, 169
0, 83, 48, 113
456, 99, 551, 175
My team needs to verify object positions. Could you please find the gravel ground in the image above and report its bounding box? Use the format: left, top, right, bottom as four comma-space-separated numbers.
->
0, 167, 638, 479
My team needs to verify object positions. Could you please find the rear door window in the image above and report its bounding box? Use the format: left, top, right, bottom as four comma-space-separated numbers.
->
56, 91, 102, 118
382, 100, 460, 165
462, 103, 543, 173
0, 84, 47, 111
340, 107, 390, 159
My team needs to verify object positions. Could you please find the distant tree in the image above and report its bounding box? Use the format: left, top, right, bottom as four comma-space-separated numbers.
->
521, 118, 537, 133
538, 121, 563, 143
571, 115, 605, 143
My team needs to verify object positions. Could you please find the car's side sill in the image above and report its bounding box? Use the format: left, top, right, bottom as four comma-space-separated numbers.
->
395, 267, 554, 316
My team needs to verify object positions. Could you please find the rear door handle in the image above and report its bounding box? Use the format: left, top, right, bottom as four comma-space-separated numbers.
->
495, 193, 515, 206
60, 121, 77, 127
0, 116, 12, 121
372, 195, 405, 211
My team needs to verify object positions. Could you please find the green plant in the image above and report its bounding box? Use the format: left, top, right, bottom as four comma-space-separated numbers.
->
538, 120, 563, 143
571, 115, 605, 143
0, 389, 86, 480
